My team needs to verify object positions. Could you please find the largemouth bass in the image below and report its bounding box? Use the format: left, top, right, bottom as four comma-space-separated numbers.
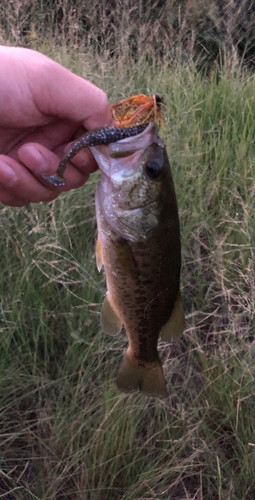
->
43, 94, 184, 398
93, 122, 185, 398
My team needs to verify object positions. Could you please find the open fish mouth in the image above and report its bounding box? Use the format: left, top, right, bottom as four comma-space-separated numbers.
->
110, 122, 154, 147
90, 122, 161, 178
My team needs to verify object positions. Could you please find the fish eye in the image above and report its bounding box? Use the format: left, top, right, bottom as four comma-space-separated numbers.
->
144, 160, 163, 180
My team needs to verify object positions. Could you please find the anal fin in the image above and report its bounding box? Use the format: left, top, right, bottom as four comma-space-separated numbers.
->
100, 294, 123, 336
160, 291, 185, 342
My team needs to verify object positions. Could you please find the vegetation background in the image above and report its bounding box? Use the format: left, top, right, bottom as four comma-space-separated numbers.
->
0, 0, 255, 498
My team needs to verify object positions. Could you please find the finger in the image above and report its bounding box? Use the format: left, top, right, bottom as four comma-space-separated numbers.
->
0, 158, 29, 206
56, 139, 100, 175
0, 163, 27, 207
0, 155, 61, 205
0, 154, 86, 206
0, 159, 18, 187
9, 120, 79, 159
18, 142, 98, 181
0, 190, 31, 207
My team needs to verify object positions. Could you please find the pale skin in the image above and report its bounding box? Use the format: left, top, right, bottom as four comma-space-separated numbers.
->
0, 46, 112, 206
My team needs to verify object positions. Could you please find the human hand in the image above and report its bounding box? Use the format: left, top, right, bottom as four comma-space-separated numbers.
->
0, 46, 112, 206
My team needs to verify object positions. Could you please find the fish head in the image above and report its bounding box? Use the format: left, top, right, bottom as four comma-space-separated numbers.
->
93, 123, 173, 242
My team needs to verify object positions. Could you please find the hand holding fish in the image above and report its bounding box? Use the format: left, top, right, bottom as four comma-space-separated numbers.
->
0, 46, 111, 206
0, 43, 183, 396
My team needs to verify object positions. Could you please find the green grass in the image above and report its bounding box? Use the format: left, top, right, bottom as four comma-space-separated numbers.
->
0, 45, 255, 499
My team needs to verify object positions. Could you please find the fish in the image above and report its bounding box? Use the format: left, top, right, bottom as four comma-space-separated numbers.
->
93, 122, 185, 398
43, 94, 184, 398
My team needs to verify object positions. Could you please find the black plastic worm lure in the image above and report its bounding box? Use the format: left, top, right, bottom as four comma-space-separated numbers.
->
43, 124, 148, 187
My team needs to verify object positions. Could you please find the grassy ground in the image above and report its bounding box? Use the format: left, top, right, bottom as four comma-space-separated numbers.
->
0, 45, 255, 499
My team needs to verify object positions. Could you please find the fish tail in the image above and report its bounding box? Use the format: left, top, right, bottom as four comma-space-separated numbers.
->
116, 348, 168, 398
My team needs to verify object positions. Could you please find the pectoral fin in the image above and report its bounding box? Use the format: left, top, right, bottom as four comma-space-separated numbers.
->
100, 294, 123, 336
96, 236, 103, 272
160, 291, 185, 342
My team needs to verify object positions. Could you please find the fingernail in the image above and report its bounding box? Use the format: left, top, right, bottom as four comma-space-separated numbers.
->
21, 146, 47, 174
0, 160, 17, 187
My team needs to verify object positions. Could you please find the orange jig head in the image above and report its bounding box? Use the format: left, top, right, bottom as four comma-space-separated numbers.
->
111, 93, 167, 128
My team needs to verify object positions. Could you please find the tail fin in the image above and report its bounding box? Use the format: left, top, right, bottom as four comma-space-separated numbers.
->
116, 349, 168, 398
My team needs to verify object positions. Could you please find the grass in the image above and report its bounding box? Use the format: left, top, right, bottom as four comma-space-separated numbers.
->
0, 42, 255, 498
